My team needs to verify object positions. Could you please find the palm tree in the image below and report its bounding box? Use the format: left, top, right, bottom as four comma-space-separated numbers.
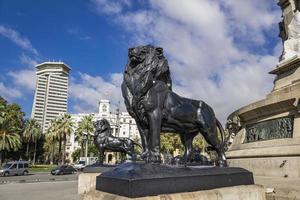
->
44, 128, 57, 165
51, 118, 63, 162
76, 115, 94, 160
23, 119, 42, 164
56, 114, 74, 164
44, 118, 60, 164
75, 128, 85, 157
0, 131, 21, 165
0, 112, 22, 165
0, 98, 23, 165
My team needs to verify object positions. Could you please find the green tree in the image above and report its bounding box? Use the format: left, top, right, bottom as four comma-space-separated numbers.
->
75, 129, 85, 157
71, 148, 81, 162
0, 97, 24, 165
44, 118, 59, 164
132, 136, 142, 154
160, 133, 184, 155
0, 97, 7, 125
56, 114, 74, 165
23, 119, 42, 164
160, 133, 206, 156
44, 115, 74, 165
193, 135, 206, 151
88, 144, 99, 158
47, 117, 65, 164
76, 115, 94, 159
52, 118, 63, 161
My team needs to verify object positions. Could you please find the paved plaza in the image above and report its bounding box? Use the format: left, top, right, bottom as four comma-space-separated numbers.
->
0, 173, 79, 200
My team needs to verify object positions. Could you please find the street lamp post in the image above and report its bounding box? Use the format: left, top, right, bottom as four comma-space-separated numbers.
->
116, 101, 120, 137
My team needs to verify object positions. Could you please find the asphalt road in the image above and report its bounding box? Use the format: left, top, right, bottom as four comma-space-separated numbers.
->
0, 180, 79, 200
0, 172, 78, 184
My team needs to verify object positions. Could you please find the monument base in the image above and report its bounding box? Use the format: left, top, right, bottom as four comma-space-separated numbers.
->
96, 162, 254, 198
78, 173, 100, 195
228, 156, 300, 178
82, 185, 265, 200
226, 135, 300, 178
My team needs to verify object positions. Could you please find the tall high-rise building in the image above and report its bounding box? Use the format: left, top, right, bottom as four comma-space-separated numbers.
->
31, 62, 71, 133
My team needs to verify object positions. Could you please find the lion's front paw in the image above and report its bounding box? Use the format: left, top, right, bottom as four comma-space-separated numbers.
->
216, 159, 228, 167
149, 152, 161, 164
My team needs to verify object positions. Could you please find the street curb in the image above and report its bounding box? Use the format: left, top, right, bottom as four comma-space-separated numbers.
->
0, 177, 76, 185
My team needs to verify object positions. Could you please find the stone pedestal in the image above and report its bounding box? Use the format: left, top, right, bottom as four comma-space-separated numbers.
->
255, 176, 300, 200
81, 185, 266, 200
78, 165, 117, 195
226, 53, 300, 178
78, 173, 100, 195
95, 162, 254, 198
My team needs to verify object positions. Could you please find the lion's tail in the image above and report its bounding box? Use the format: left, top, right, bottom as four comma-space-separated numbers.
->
216, 119, 226, 150
133, 141, 142, 150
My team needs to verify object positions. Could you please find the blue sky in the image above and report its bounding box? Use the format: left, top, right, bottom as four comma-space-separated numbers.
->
0, 0, 282, 123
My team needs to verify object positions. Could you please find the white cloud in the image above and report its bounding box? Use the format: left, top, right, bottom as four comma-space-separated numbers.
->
221, 0, 279, 30
90, 0, 131, 14
69, 72, 124, 113
0, 54, 38, 101
19, 53, 38, 66
0, 25, 38, 55
8, 69, 36, 91
8, 54, 37, 91
220, 0, 280, 45
0, 82, 22, 100
88, 0, 281, 123
67, 28, 91, 40
0, 25, 39, 100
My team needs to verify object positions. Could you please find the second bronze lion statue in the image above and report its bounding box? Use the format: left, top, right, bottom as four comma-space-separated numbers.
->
93, 119, 138, 164
121, 45, 227, 167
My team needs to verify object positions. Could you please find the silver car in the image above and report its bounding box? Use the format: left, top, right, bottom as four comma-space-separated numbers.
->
0, 161, 29, 176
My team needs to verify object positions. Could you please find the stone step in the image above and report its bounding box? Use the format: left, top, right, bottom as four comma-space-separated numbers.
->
255, 176, 300, 200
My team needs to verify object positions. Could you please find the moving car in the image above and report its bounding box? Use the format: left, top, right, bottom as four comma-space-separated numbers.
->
51, 165, 76, 175
0, 161, 29, 176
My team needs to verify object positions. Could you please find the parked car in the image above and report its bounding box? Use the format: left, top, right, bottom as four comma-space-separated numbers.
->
0, 161, 29, 176
51, 165, 76, 175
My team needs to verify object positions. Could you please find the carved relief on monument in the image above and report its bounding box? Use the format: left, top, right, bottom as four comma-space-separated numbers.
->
281, 11, 300, 61
244, 117, 293, 143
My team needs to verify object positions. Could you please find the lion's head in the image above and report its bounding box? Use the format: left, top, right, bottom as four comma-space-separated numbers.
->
124, 45, 172, 92
93, 119, 111, 136
127, 45, 164, 69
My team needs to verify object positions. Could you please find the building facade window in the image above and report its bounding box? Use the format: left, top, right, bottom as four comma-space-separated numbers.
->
102, 105, 107, 112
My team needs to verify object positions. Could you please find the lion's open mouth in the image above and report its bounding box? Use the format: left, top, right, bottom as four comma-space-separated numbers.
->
129, 55, 142, 67
130, 55, 138, 61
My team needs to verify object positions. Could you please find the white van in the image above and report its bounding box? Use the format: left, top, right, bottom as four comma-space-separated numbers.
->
74, 157, 98, 171
0, 161, 29, 176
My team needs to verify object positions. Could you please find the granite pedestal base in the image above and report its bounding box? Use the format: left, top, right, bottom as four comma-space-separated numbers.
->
83, 185, 265, 200
78, 165, 116, 194
96, 162, 254, 198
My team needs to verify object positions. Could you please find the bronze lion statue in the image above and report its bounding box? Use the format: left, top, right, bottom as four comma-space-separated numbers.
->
93, 119, 138, 164
121, 45, 227, 167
